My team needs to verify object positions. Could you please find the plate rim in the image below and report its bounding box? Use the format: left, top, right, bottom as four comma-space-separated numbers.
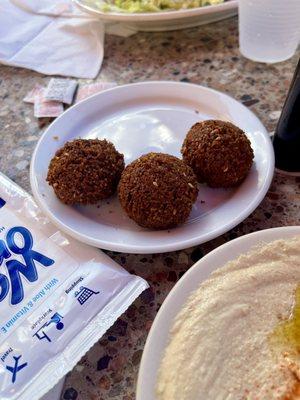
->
136, 225, 300, 400
73, 0, 237, 21
30, 80, 275, 254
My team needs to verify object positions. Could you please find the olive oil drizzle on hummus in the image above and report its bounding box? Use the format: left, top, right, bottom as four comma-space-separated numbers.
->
272, 284, 300, 354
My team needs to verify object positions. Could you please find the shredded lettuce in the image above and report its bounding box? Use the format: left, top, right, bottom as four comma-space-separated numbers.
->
85, 0, 224, 13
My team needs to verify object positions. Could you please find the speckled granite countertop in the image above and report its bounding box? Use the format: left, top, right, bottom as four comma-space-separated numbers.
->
0, 16, 299, 400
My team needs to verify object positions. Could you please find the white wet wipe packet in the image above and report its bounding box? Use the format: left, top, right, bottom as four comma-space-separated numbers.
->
44, 78, 78, 105
0, 173, 148, 400
34, 88, 64, 118
23, 84, 44, 104
76, 82, 117, 103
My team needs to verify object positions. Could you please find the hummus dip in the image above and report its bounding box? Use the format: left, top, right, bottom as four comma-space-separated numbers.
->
157, 237, 300, 400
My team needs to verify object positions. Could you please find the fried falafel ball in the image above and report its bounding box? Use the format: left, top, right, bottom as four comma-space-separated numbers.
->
118, 152, 198, 230
47, 138, 124, 205
181, 120, 254, 188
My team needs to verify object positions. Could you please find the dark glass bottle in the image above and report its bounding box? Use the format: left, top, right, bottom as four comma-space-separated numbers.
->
273, 58, 300, 173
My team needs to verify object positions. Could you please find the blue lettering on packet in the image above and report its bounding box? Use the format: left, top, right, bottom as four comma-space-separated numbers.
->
0, 198, 6, 209
0, 226, 54, 305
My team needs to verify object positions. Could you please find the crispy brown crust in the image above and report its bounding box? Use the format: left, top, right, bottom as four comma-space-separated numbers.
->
283, 382, 300, 400
282, 359, 300, 400
118, 152, 198, 230
47, 139, 124, 205
181, 120, 254, 188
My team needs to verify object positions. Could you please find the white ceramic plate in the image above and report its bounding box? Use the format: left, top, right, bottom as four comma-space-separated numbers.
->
30, 81, 274, 254
137, 226, 300, 400
74, 0, 237, 31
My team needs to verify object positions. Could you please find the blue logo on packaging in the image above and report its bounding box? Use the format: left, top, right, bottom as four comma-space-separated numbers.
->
0, 226, 54, 305
0, 198, 6, 209
6, 355, 27, 383
33, 312, 64, 343
75, 286, 99, 305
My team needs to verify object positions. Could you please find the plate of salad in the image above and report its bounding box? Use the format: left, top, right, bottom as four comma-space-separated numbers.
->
73, 0, 237, 31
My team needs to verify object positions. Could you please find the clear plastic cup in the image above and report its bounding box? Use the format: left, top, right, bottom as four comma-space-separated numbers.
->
239, 0, 300, 63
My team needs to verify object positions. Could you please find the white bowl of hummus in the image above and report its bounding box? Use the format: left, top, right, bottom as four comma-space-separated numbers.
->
137, 226, 300, 400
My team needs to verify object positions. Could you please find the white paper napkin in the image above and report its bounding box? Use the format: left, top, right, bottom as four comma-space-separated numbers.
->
0, 0, 136, 79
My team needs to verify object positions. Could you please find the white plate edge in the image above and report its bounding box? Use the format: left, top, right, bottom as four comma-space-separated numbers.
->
73, 0, 237, 22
